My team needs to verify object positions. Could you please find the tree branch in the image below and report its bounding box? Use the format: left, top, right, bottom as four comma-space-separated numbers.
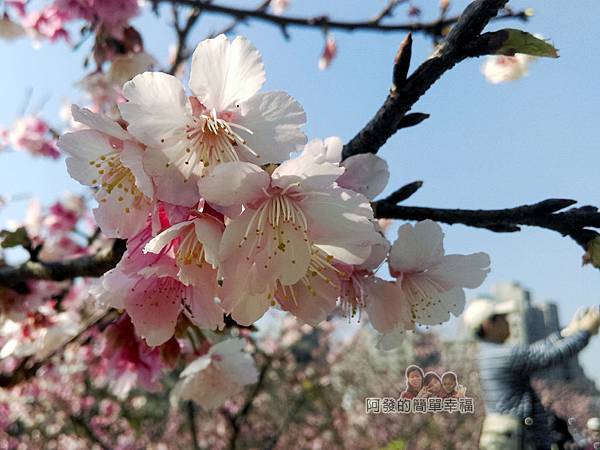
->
0, 239, 126, 288
342, 0, 512, 159
373, 197, 600, 249
157, 0, 526, 37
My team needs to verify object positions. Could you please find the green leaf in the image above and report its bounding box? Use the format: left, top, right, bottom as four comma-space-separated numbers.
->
0, 227, 31, 249
584, 237, 600, 268
496, 29, 559, 58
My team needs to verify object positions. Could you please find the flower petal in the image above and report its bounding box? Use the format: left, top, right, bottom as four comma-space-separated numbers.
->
428, 252, 491, 289
71, 105, 130, 140
120, 141, 154, 199
235, 91, 306, 164
338, 153, 389, 200
144, 220, 193, 254
125, 276, 183, 347
389, 220, 445, 274
189, 35, 266, 111
120, 72, 189, 147
301, 137, 343, 164
59, 130, 111, 186
183, 272, 224, 330
197, 161, 269, 207
363, 277, 412, 334
272, 152, 343, 192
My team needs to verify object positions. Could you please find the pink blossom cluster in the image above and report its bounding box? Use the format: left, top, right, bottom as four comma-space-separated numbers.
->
56, 34, 490, 407
0, 116, 60, 159
3, 0, 139, 44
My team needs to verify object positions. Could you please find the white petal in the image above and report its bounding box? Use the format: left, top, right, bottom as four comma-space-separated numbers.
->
71, 105, 130, 140
194, 217, 223, 267
144, 220, 193, 254
389, 220, 445, 274
339, 153, 390, 200
301, 137, 343, 164
120, 72, 189, 147
93, 187, 151, 239
143, 146, 200, 207
302, 188, 379, 264
230, 290, 272, 326
404, 275, 466, 326
59, 130, 111, 186
120, 141, 154, 199
428, 252, 491, 289
197, 162, 269, 207
183, 276, 225, 330
363, 277, 411, 334
272, 152, 343, 192
189, 35, 265, 111
235, 91, 306, 164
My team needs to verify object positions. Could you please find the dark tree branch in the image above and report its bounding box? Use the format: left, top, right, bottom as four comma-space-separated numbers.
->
157, 0, 526, 37
373, 197, 600, 249
0, 239, 126, 288
342, 0, 513, 159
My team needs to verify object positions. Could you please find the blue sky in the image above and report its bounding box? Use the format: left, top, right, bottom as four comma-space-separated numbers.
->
1, 1, 599, 381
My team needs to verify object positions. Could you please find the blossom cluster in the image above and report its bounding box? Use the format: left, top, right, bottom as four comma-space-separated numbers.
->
58, 34, 490, 365
0, 0, 139, 44
0, 116, 60, 159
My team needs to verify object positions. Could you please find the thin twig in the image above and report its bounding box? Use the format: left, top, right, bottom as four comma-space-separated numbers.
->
158, 0, 526, 37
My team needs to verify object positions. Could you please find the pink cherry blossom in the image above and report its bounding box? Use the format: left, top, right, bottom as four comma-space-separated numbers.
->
301, 137, 390, 200
173, 338, 258, 410
22, 5, 70, 43
119, 34, 307, 206
58, 105, 154, 238
197, 146, 381, 324
92, 217, 225, 345
375, 220, 490, 349
5, 116, 60, 159
101, 315, 164, 399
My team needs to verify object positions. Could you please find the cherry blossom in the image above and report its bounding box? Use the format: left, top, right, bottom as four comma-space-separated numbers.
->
58, 105, 154, 238
197, 145, 381, 324
119, 34, 307, 206
481, 54, 536, 84
173, 338, 258, 410
101, 315, 164, 399
373, 220, 490, 349
92, 218, 225, 346
4, 116, 60, 159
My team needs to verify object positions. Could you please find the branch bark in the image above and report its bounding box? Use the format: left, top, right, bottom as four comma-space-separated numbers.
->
342, 0, 511, 159
373, 198, 600, 249
0, 239, 126, 288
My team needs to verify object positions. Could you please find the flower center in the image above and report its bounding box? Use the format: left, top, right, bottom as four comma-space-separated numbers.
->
179, 108, 257, 178
89, 151, 146, 213
176, 225, 206, 268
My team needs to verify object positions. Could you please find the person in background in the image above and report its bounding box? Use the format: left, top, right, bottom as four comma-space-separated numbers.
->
463, 299, 599, 450
400, 365, 425, 399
